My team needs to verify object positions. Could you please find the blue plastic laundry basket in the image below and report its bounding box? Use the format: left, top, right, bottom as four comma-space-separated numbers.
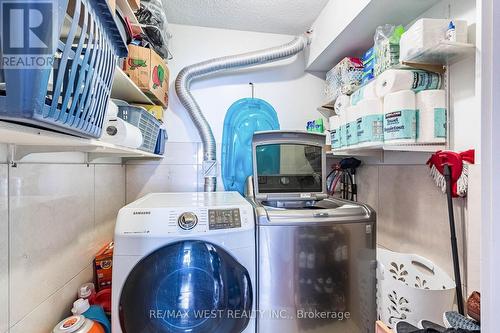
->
0, 0, 127, 138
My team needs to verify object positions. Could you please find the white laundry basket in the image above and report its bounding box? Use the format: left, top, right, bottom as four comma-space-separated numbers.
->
377, 248, 456, 328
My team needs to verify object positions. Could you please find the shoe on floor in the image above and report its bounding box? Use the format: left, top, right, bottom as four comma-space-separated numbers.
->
418, 320, 446, 332
443, 311, 480, 331
396, 321, 420, 333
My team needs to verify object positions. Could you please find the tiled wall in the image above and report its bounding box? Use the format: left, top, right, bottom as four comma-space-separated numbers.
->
125, 142, 223, 203
0, 162, 125, 333
356, 163, 481, 295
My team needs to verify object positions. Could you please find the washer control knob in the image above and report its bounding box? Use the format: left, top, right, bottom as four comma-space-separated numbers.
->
178, 212, 198, 230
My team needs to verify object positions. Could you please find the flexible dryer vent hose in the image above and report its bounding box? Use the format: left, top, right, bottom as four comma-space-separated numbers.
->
175, 33, 312, 192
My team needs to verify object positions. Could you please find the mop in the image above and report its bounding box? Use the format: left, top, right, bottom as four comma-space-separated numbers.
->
426, 149, 475, 315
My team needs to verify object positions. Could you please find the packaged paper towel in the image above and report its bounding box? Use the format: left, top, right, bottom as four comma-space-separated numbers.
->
329, 116, 343, 149
357, 98, 384, 145
383, 90, 417, 144
334, 94, 351, 116
416, 90, 447, 143
400, 19, 468, 61
351, 80, 377, 106
376, 69, 442, 97
345, 105, 360, 147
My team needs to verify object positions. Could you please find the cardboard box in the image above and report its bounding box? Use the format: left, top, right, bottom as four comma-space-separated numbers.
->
134, 104, 164, 121
107, 0, 116, 16
124, 45, 169, 108
94, 242, 114, 291
128, 0, 140, 11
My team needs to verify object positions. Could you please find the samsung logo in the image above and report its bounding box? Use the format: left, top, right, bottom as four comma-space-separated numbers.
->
133, 211, 151, 215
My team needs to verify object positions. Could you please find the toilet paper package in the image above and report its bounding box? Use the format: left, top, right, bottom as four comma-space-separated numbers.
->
416, 90, 447, 143
400, 19, 468, 61
329, 116, 343, 149
383, 90, 417, 144
376, 69, 442, 97
334, 94, 351, 116
345, 106, 359, 147
357, 98, 384, 145
351, 80, 377, 106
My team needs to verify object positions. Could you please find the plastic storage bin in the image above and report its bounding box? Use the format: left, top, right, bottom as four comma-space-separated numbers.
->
154, 127, 167, 155
0, 0, 128, 138
377, 248, 456, 329
118, 106, 161, 153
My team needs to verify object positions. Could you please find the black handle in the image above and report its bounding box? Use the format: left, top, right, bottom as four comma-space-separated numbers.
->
444, 164, 465, 315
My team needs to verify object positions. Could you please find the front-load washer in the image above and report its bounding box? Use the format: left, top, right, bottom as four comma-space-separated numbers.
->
112, 192, 255, 333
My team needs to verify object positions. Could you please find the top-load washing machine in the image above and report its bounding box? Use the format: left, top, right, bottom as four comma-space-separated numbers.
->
112, 192, 255, 333
245, 131, 377, 333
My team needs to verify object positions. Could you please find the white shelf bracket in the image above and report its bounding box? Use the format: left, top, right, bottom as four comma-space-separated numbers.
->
86, 152, 141, 164
8, 144, 84, 165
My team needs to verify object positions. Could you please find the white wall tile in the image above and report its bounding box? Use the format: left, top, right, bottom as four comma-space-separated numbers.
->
376, 165, 464, 278
9, 265, 93, 333
356, 165, 379, 212
465, 164, 481, 293
126, 142, 200, 165
0, 165, 8, 333
126, 164, 198, 203
94, 165, 125, 248
9, 164, 94, 325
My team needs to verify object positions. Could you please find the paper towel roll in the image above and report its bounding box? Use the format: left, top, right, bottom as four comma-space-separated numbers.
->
100, 118, 143, 149
345, 106, 359, 147
383, 90, 417, 144
334, 94, 350, 116
351, 80, 377, 106
358, 98, 383, 117
416, 89, 447, 143
376, 69, 443, 97
329, 116, 342, 149
106, 100, 119, 120
357, 98, 384, 146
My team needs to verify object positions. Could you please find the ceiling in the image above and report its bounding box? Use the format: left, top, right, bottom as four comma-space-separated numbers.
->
162, 0, 330, 35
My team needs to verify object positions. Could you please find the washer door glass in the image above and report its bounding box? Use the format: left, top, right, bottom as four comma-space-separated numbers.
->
119, 240, 253, 333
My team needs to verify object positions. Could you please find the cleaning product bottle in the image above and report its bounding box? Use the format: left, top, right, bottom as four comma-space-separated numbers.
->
53, 315, 104, 333
71, 299, 111, 333
78, 283, 96, 305
446, 21, 457, 42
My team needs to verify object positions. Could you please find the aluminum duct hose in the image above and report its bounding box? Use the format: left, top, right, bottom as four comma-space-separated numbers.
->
175, 33, 312, 192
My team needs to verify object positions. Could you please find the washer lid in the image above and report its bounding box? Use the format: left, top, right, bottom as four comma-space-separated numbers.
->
252, 131, 327, 201
259, 197, 375, 224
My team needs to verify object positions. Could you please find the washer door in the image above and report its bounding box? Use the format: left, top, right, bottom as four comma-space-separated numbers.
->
119, 240, 253, 333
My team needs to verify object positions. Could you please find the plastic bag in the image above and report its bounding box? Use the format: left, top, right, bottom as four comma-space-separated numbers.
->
135, 0, 172, 60
324, 57, 363, 101
374, 24, 404, 76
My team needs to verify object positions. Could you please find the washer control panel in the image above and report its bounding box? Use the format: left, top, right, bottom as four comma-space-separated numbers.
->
178, 212, 198, 230
208, 209, 241, 230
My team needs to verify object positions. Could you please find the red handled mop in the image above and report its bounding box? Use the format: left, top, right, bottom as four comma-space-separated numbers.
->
427, 149, 475, 315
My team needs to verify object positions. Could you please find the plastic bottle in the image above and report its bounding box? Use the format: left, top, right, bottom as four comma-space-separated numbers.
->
53, 315, 104, 333
446, 21, 457, 42
78, 283, 96, 305
71, 299, 111, 333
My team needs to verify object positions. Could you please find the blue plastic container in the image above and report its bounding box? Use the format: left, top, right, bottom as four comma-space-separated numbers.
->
221, 98, 280, 195
0, 0, 127, 138
154, 128, 167, 155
